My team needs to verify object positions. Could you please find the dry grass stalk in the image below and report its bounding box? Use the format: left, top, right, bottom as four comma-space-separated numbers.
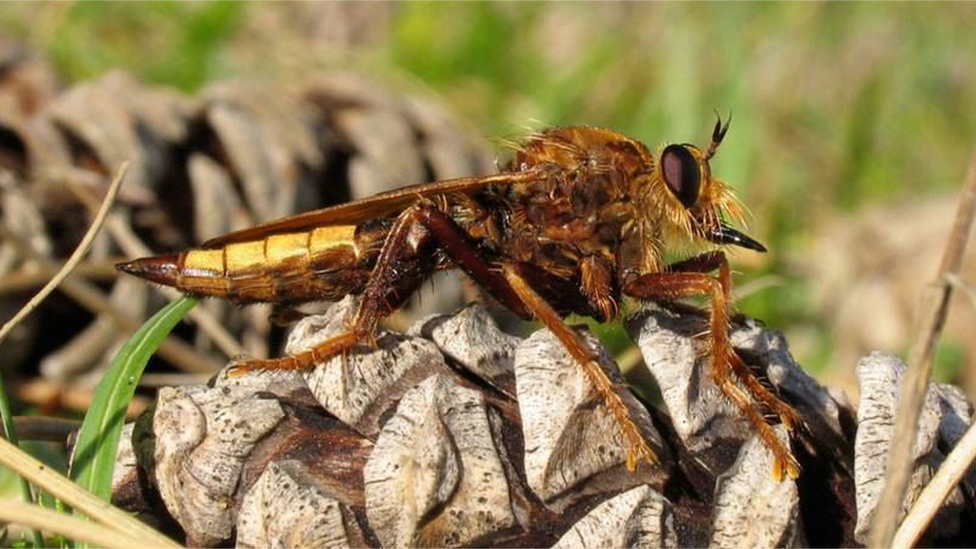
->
0, 436, 180, 547
869, 138, 976, 547
0, 164, 127, 346
893, 420, 976, 548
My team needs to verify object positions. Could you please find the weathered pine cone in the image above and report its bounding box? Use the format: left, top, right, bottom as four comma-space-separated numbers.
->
109, 296, 976, 548
0, 46, 490, 399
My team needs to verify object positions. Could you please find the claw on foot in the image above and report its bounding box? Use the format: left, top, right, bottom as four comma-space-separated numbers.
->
785, 454, 801, 479
227, 355, 302, 377
771, 452, 802, 481
779, 407, 801, 432
227, 360, 261, 377
585, 362, 658, 472
227, 365, 245, 378
624, 438, 657, 472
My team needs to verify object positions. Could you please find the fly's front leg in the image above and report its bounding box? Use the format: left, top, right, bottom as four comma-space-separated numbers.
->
502, 263, 656, 471
230, 205, 434, 376
624, 252, 800, 480
667, 252, 801, 432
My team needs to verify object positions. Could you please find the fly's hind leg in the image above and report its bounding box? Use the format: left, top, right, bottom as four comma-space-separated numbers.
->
229, 205, 436, 376
502, 263, 656, 471
231, 198, 530, 377
624, 252, 800, 479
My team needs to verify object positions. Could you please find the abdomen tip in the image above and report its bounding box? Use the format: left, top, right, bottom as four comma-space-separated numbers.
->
116, 254, 180, 287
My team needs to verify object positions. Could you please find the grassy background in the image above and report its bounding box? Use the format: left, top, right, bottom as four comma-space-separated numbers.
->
3, 1, 976, 384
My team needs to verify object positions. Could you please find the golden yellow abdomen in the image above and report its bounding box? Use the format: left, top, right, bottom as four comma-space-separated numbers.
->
177, 225, 363, 302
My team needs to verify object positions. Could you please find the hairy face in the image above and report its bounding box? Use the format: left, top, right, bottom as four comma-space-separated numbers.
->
646, 118, 764, 254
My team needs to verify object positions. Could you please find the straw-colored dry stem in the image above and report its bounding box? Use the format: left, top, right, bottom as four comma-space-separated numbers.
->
0, 436, 180, 547
869, 138, 976, 547
892, 419, 976, 548
0, 500, 150, 549
0, 164, 127, 346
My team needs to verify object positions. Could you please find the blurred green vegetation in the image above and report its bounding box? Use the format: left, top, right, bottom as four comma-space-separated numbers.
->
2, 1, 975, 382
0, 2, 244, 90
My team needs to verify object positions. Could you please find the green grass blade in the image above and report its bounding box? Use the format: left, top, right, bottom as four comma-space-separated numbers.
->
0, 371, 45, 548
69, 296, 198, 503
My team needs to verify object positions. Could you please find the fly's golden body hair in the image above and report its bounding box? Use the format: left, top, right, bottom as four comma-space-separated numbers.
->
118, 121, 801, 479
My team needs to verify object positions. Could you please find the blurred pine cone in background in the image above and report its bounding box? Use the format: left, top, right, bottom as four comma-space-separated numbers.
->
0, 34, 493, 414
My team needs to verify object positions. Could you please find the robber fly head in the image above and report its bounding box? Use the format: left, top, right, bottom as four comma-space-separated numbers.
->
649, 114, 765, 253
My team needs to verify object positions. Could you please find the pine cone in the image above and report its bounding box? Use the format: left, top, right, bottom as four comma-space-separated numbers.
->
114, 295, 976, 548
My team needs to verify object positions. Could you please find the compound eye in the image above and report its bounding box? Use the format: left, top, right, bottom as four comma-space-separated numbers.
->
661, 144, 701, 208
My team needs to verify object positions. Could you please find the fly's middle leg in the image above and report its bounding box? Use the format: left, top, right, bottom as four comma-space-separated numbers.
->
502, 263, 657, 471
